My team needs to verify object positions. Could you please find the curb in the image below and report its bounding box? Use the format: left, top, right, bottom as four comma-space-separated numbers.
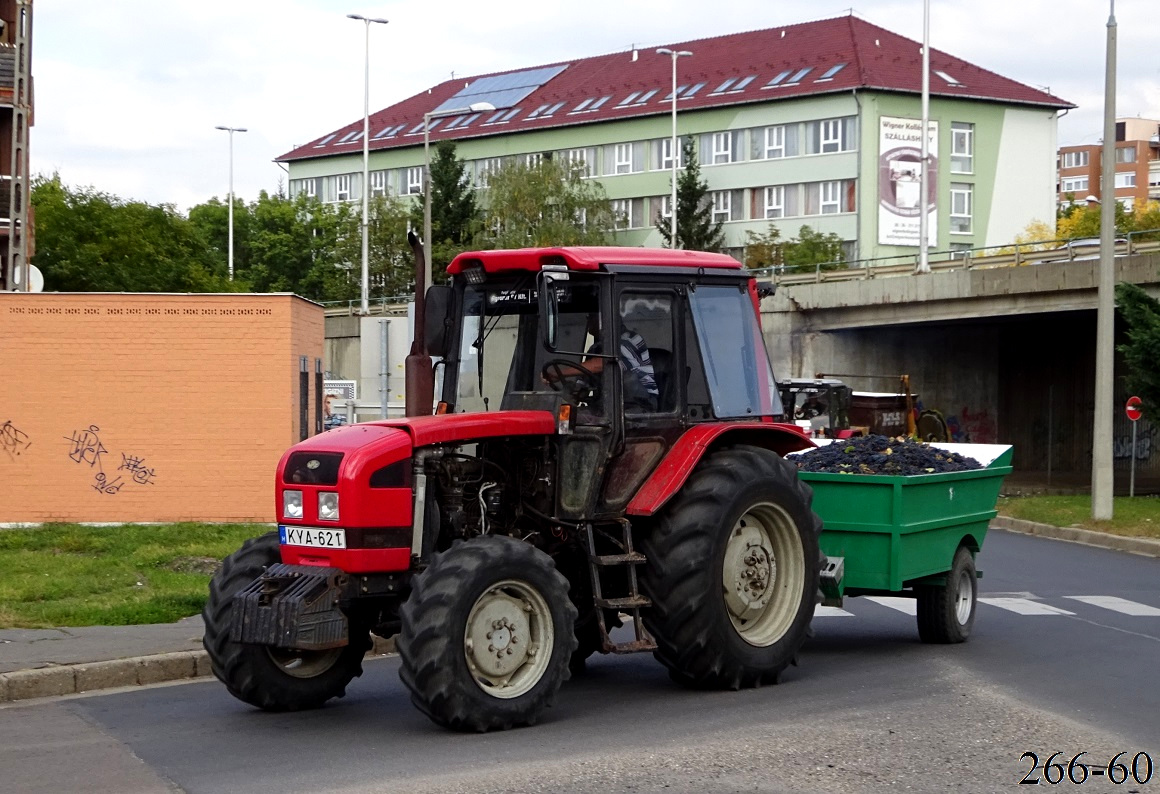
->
0, 635, 398, 704
992, 516, 1160, 558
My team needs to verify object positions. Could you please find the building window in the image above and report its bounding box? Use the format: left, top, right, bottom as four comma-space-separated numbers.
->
764, 126, 785, 159
652, 195, 673, 225
560, 147, 596, 177
805, 117, 857, 154
1116, 147, 1137, 164
951, 122, 974, 173
950, 183, 973, 233
763, 186, 784, 219
405, 167, 423, 195
654, 137, 684, 170
369, 171, 388, 198
476, 157, 503, 187
1061, 151, 1089, 169
290, 178, 317, 199
751, 124, 800, 160
1115, 172, 1137, 188
711, 191, 731, 223
803, 180, 855, 215
524, 153, 543, 168
712, 132, 732, 164
1060, 176, 1089, 193
326, 174, 353, 202
607, 142, 644, 174
700, 131, 743, 165
611, 198, 645, 229
820, 181, 841, 214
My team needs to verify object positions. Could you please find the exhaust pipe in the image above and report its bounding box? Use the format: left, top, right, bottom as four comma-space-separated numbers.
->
405, 230, 434, 416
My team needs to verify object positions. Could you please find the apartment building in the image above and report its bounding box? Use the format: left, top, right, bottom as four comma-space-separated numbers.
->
0, 0, 31, 291
1058, 117, 1160, 211
279, 14, 1071, 263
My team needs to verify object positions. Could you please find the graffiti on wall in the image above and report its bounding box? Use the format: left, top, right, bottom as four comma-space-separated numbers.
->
944, 406, 998, 444
1114, 426, 1155, 461
2, 420, 31, 460
64, 424, 159, 495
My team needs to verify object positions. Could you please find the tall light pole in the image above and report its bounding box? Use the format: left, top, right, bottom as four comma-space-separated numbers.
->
656, 48, 693, 247
348, 13, 388, 315
423, 101, 495, 291
1093, 0, 1118, 519
916, 0, 931, 273
214, 126, 247, 281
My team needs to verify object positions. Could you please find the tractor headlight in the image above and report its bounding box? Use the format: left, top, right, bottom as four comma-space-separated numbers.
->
318, 492, 340, 521
283, 490, 303, 519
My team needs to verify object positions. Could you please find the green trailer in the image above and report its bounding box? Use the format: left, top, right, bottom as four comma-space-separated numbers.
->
799, 443, 1014, 643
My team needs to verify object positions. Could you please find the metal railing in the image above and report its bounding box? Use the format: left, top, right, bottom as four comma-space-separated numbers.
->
750, 228, 1160, 287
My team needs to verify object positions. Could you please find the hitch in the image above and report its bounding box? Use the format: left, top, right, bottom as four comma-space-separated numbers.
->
230, 564, 351, 650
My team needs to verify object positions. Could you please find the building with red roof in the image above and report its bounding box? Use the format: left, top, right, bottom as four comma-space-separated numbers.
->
279, 13, 1072, 267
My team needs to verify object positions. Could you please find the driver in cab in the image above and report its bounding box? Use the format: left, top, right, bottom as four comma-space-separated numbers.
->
544, 313, 659, 412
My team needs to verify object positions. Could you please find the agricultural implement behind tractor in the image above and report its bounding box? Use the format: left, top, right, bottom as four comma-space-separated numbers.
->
204, 245, 1011, 732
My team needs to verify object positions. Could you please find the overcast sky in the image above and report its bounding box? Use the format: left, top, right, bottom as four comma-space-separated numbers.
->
30, 0, 1160, 211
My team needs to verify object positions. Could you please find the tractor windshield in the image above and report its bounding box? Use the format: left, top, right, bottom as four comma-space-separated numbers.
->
688, 286, 782, 418
450, 278, 602, 414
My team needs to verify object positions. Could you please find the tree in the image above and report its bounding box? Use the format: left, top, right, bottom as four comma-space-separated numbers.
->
1116, 282, 1160, 420
412, 141, 482, 280
655, 137, 724, 252
479, 157, 617, 248
783, 226, 845, 269
1056, 201, 1132, 240
744, 224, 844, 272
31, 174, 238, 293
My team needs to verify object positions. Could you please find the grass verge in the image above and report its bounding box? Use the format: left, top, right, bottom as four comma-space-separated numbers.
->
0, 523, 268, 629
996, 494, 1160, 540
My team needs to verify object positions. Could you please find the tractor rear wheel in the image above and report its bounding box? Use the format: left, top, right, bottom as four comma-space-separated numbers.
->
916, 545, 976, 643
202, 532, 371, 711
397, 536, 577, 731
640, 445, 822, 689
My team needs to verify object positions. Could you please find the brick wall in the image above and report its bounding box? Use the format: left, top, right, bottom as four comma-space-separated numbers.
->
0, 293, 324, 523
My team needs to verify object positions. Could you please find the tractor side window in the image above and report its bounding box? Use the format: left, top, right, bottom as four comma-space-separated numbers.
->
619, 292, 674, 414
687, 286, 782, 418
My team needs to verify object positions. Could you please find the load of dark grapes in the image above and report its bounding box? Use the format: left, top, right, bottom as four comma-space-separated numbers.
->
794, 435, 984, 475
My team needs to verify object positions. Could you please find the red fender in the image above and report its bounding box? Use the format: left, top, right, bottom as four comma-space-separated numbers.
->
625, 422, 814, 517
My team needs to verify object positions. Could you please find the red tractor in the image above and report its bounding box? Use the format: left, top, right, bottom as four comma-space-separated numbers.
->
204, 246, 824, 731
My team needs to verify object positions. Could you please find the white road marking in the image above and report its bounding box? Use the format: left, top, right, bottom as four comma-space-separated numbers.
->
814, 605, 855, 617
1065, 596, 1160, 616
977, 597, 1075, 616
863, 596, 917, 615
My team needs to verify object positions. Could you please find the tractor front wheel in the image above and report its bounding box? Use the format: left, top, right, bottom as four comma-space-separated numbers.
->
641, 445, 822, 689
397, 536, 577, 731
202, 532, 371, 711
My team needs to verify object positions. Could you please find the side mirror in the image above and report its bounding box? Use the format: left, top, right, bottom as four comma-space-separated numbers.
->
424, 285, 452, 358
539, 274, 561, 351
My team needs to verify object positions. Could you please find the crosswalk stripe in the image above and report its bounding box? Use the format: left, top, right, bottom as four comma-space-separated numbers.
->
1065, 596, 1160, 616
977, 597, 1075, 616
814, 605, 855, 617
863, 596, 917, 615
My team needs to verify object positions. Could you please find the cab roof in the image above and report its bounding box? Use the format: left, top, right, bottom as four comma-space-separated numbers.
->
447, 246, 743, 276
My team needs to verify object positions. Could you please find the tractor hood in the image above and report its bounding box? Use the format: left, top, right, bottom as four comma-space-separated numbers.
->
367, 410, 557, 447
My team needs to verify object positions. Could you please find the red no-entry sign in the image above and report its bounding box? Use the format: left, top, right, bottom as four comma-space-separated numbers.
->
1126, 395, 1143, 422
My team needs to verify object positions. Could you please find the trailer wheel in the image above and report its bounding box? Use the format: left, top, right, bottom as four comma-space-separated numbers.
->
640, 445, 822, 689
202, 532, 370, 711
916, 545, 976, 643
397, 536, 577, 732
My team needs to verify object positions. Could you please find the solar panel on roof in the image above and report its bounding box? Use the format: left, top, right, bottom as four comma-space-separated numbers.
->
765, 70, 792, 88
432, 64, 567, 113
785, 67, 813, 84
818, 63, 847, 80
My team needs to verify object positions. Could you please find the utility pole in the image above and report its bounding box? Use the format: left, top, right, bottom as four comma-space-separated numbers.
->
1092, 0, 1117, 520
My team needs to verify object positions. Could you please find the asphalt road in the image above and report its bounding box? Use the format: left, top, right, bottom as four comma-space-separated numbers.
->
2, 529, 1157, 794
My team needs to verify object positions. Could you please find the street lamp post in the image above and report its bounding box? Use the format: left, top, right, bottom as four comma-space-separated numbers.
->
422, 101, 495, 291
656, 48, 692, 247
214, 126, 247, 281
347, 13, 388, 316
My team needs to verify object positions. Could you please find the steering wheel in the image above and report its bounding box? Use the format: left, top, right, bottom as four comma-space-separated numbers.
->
542, 359, 597, 400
